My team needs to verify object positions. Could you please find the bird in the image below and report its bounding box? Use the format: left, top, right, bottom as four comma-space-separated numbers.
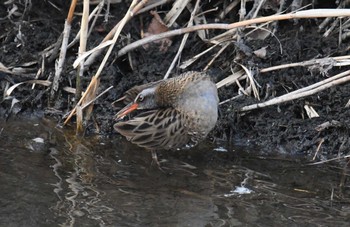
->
113, 71, 219, 165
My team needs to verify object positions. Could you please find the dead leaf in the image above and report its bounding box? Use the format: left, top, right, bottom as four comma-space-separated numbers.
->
143, 11, 172, 52
247, 29, 271, 41
304, 104, 319, 118
164, 0, 191, 27
5, 80, 51, 96
254, 47, 267, 59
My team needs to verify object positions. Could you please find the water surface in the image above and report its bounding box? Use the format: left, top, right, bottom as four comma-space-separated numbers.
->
0, 117, 349, 226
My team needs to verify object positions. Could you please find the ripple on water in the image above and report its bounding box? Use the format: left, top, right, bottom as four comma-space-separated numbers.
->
0, 117, 349, 226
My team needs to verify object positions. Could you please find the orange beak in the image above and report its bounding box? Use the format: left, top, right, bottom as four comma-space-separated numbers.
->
115, 103, 139, 120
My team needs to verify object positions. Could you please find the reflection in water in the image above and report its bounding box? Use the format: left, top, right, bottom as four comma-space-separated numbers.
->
0, 117, 349, 226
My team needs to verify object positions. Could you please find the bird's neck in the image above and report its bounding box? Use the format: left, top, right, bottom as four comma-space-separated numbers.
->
155, 85, 182, 108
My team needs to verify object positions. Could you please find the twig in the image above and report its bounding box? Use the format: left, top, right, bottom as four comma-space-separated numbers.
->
5, 80, 52, 96
219, 94, 243, 105
179, 43, 218, 69
31, 56, 44, 89
307, 154, 350, 165
219, 0, 240, 19
65, 0, 140, 125
67, 1, 104, 49
164, 0, 191, 27
216, 69, 245, 88
259, 55, 350, 73
204, 41, 230, 71
247, 0, 266, 19
245, 24, 283, 54
318, 3, 343, 32
75, 0, 90, 133
237, 62, 260, 100
164, 0, 200, 79
240, 70, 350, 112
137, 0, 171, 15
81, 86, 113, 110
83, 0, 150, 68
76, 0, 89, 102
312, 138, 325, 161
50, 0, 77, 101
116, 9, 350, 58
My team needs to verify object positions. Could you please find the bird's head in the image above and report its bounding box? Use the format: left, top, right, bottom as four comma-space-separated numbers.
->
114, 87, 157, 120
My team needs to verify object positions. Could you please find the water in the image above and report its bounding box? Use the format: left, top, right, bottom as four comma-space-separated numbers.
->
0, 117, 349, 226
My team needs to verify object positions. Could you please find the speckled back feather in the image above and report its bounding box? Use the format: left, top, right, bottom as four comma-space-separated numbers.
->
114, 108, 194, 150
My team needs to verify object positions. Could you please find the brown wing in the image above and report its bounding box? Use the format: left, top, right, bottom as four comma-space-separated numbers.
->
114, 108, 192, 150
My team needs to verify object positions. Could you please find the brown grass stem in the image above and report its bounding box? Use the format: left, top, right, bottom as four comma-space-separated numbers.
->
117, 9, 350, 58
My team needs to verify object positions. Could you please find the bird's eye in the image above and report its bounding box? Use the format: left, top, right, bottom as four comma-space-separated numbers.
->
138, 95, 144, 102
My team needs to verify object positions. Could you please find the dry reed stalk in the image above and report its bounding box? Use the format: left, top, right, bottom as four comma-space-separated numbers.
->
240, 70, 350, 112
64, 0, 140, 125
308, 154, 350, 165
5, 80, 52, 96
312, 138, 325, 161
203, 42, 230, 71
65, 6, 350, 125
76, 105, 84, 133
318, 2, 348, 33
164, 0, 191, 27
237, 62, 260, 100
216, 70, 245, 89
68, 1, 105, 49
117, 9, 350, 58
179, 44, 218, 69
219, 94, 243, 105
81, 86, 113, 110
31, 56, 45, 89
83, 0, 150, 68
138, 0, 171, 15
50, 0, 78, 102
164, 0, 200, 79
249, 0, 266, 19
219, 0, 240, 19
260, 55, 350, 73
75, 0, 90, 134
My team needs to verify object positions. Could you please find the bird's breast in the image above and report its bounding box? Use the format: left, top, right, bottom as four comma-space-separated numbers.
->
176, 81, 219, 136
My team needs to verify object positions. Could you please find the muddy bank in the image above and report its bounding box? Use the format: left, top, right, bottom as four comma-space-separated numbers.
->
1, 0, 350, 159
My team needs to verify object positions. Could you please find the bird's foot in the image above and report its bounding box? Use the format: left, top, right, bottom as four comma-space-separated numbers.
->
151, 150, 161, 167
150, 150, 169, 173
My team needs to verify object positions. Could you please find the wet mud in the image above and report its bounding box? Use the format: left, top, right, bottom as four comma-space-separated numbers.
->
1, 0, 350, 159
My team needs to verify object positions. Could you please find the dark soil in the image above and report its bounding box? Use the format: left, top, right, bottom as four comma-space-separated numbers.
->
1, 1, 350, 160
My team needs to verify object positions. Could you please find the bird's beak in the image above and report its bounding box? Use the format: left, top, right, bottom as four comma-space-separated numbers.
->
114, 102, 139, 120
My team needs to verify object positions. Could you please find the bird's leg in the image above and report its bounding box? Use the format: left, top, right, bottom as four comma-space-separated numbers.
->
151, 150, 161, 167
150, 151, 169, 173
